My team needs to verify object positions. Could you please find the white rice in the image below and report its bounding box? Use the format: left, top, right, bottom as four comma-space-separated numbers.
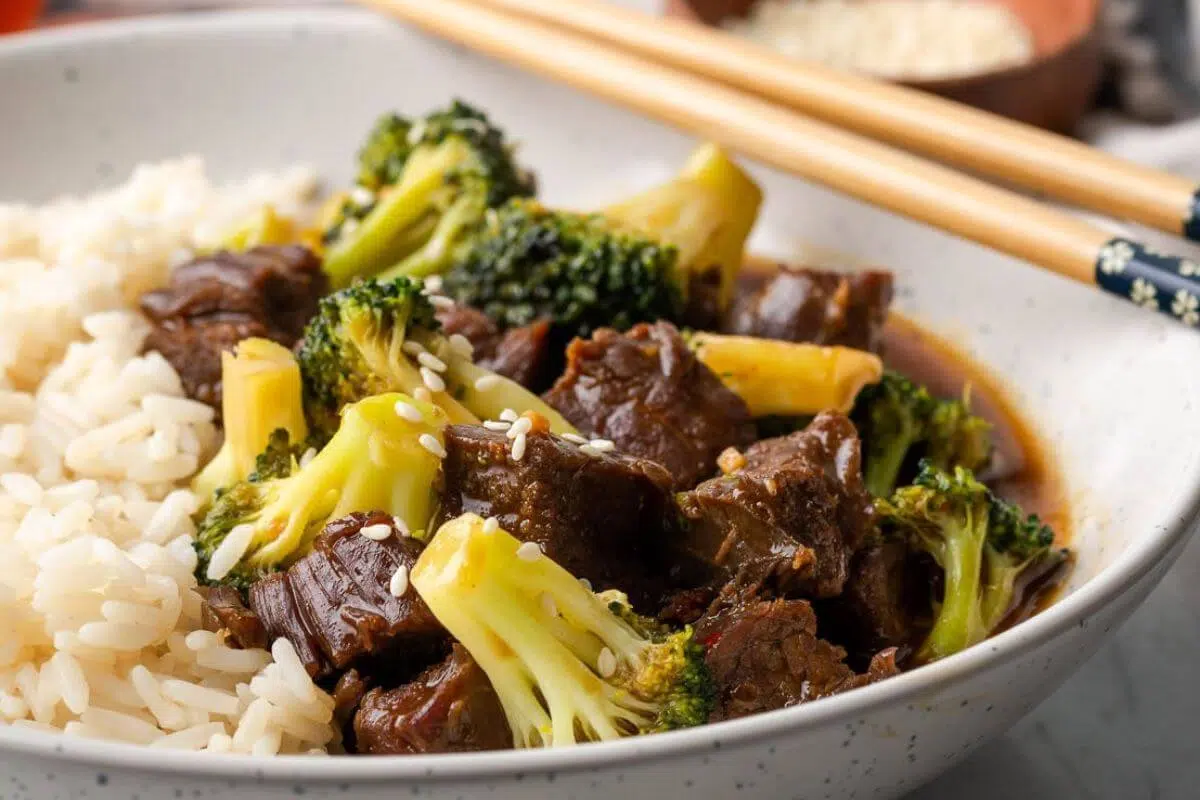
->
0, 160, 337, 754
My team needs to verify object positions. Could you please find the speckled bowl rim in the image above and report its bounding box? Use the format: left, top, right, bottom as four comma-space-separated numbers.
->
0, 7, 1197, 785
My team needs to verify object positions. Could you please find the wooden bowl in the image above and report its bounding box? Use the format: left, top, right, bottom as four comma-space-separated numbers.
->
665, 0, 1103, 134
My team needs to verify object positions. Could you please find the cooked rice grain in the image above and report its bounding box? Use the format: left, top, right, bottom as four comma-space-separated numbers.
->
0, 160, 334, 754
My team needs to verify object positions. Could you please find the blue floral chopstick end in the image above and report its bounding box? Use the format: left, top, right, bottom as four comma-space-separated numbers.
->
1095, 237, 1200, 326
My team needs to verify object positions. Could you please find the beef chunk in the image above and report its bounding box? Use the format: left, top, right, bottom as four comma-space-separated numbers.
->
658, 587, 718, 628
140, 245, 328, 414
436, 305, 553, 390
354, 645, 513, 755
438, 424, 676, 609
543, 321, 756, 489
675, 412, 875, 598
726, 267, 893, 354
697, 597, 899, 722
198, 585, 267, 650
248, 511, 446, 679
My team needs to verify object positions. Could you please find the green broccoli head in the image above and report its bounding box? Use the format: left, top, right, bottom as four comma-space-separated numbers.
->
410, 514, 715, 746
442, 199, 685, 337
194, 393, 449, 591
323, 101, 536, 288
297, 276, 576, 442
878, 460, 1062, 663
852, 371, 994, 499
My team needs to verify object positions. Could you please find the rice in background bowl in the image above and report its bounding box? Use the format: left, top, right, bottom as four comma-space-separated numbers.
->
0, 159, 339, 755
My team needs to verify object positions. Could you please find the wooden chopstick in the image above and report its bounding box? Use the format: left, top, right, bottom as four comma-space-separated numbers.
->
359, 0, 1200, 327
465, 0, 1200, 246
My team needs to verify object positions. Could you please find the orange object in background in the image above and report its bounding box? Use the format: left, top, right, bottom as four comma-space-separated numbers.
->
0, 0, 44, 34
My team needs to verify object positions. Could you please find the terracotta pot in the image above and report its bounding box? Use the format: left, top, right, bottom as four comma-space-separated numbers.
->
665, 0, 1103, 134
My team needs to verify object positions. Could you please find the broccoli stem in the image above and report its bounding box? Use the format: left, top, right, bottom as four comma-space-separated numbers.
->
379, 192, 485, 281
917, 506, 989, 662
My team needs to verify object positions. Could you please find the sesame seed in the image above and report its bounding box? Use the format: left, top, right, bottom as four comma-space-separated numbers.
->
587, 439, 615, 452
482, 517, 499, 534
499, 409, 519, 422
540, 593, 558, 617
394, 401, 423, 423
428, 295, 456, 310
516, 541, 542, 562
597, 648, 617, 678
393, 516, 411, 537
579, 444, 601, 458
579, 578, 593, 591
511, 433, 527, 461
389, 565, 409, 598
419, 434, 447, 459
417, 351, 447, 372
340, 218, 360, 236
413, 387, 433, 404
474, 374, 502, 392
506, 417, 533, 439
401, 340, 427, 357
350, 186, 375, 206
448, 333, 474, 359
420, 367, 446, 393
360, 523, 392, 542
423, 275, 444, 293
561, 433, 588, 445
298, 447, 317, 468
483, 420, 512, 431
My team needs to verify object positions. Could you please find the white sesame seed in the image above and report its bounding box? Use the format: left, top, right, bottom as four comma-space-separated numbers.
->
394, 400, 423, 423
417, 351, 448, 372
579, 578, 593, 591
419, 434, 447, 459
299, 447, 317, 468
483, 420, 512, 432
360, 523, 393, 542
516, 541, 542, 562
350, 186, 375, 207
448, 333, 474, 359
579, 445, 601, 458
506, 417, 533, 439
420, 367, 446, 393
482, 517, 499, 534
499, 408, 519, 422
474, 374, 502, 392
413, 387, 433, 403
340, 218, 360, 236
587, 439, 615, 452
511, 433, 527, 461
392, 516, 411, 537
401, 340, 427, 357
597, 648, 617, 678
540, 593, 558, 617
389, 565, 409, 598
561, 433, 588, 445
423, 275, 444, 293
428, 295, 456, 310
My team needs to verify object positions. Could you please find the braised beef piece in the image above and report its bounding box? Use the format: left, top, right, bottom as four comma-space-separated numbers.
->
248, 511, 447, 679
697, 597, 899, 722
726, 267, 894, 354
542, 321, 756, 489
658, 587, 718, 628
332, 669, 372, 752
140, 245, 328, 413
674, 412, 875, 599
198, 585, 267, 651
436, 305, 553, 390
438, 424, 676, 609
354, 645, 513, 755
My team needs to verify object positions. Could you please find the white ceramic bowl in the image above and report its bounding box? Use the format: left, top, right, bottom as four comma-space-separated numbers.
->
1, 9, 1197, 800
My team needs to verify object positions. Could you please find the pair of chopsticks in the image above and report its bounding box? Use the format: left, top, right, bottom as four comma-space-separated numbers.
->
358, 0, 1200, 327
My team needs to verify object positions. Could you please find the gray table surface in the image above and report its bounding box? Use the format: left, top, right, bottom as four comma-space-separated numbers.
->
603, 2, 1200, 797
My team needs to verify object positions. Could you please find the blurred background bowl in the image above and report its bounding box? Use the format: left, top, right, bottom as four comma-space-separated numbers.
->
665, 0, 1104, 133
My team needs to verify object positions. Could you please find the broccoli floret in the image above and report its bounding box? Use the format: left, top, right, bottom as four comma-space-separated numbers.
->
410, 514, 715, 746
296, 276, 575, 442
687, 332, 883, 417
323, 101, 535, 288
878, 461, 1064, 663
852, 371, 993, 499
442, 143, 762, 340
194, 393, 447, 590
192, 338, 309, 506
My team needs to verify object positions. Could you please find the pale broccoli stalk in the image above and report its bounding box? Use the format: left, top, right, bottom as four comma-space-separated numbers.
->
192, 338, 308, 505
195, 393, 446, 590
410, 514, 715, 747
